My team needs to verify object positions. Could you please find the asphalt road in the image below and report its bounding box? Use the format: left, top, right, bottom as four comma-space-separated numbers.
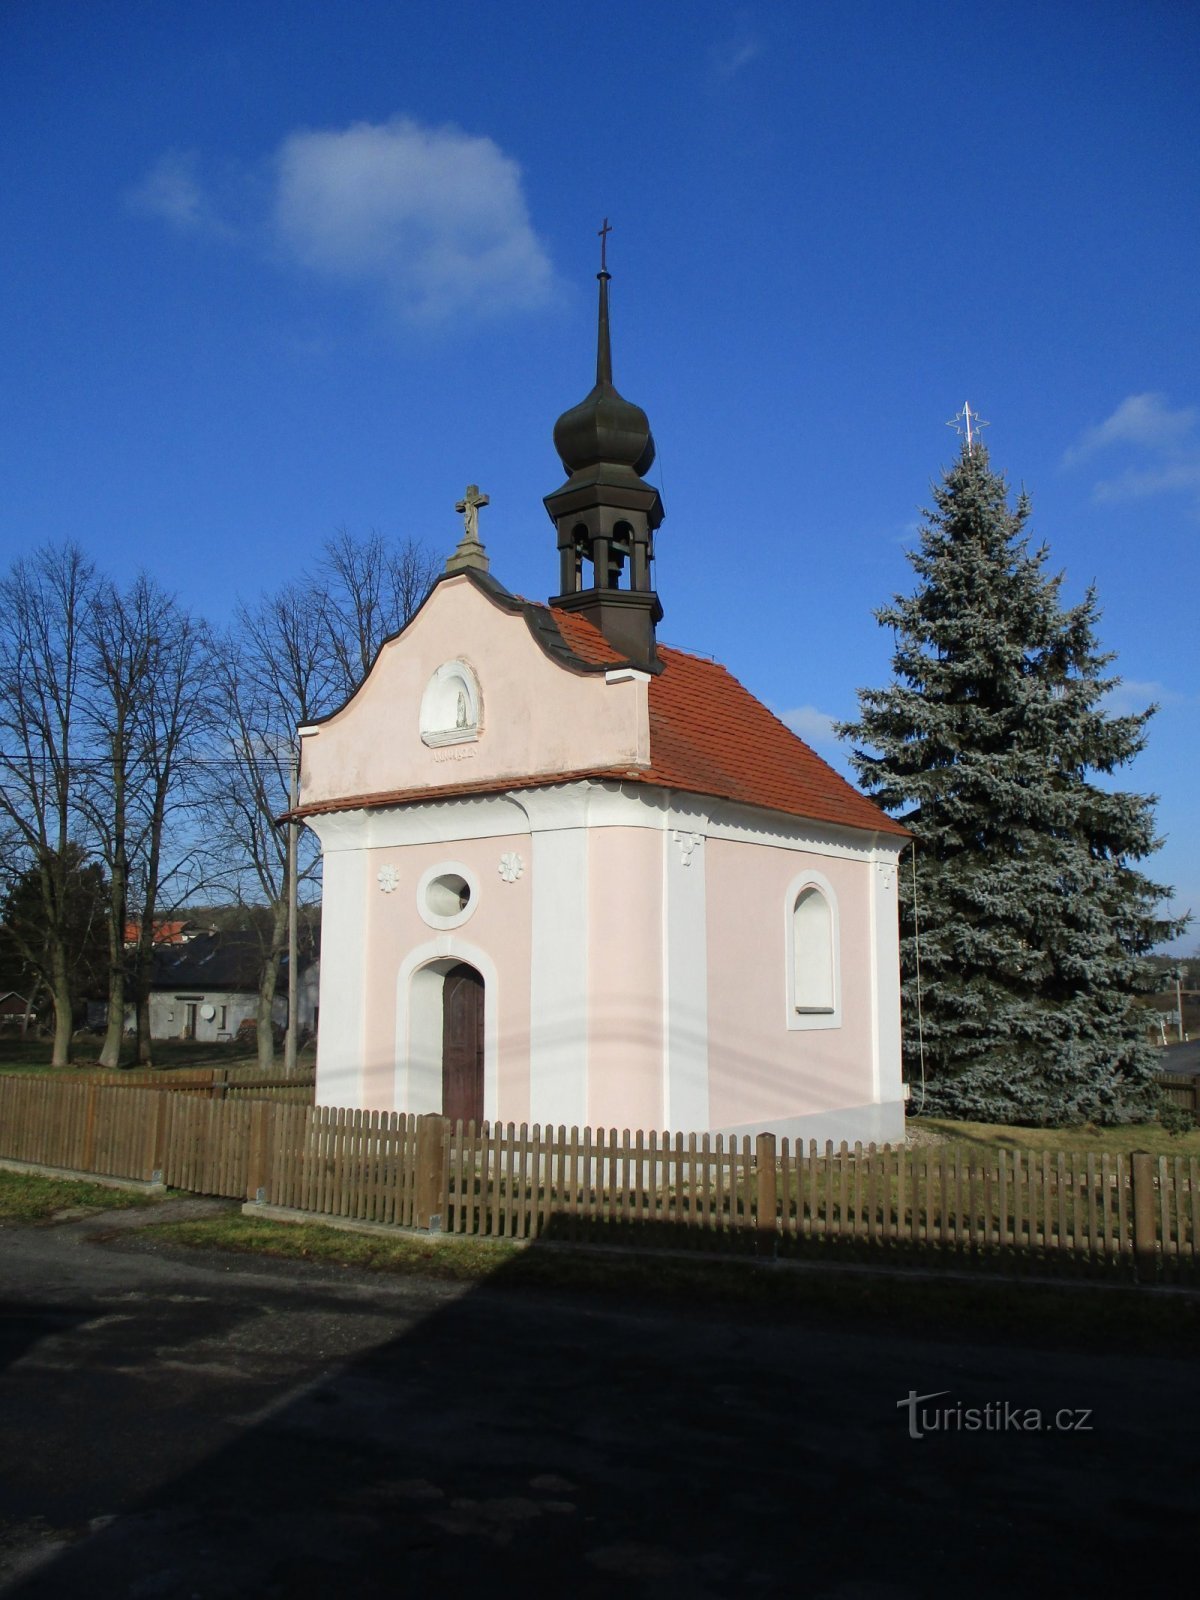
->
1, 1203, 1197, 1597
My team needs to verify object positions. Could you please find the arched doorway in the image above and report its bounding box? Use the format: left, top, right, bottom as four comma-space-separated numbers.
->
441, 962, 484, 1126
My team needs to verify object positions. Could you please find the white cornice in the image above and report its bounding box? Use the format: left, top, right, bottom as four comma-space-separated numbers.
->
304, 778, 904, 864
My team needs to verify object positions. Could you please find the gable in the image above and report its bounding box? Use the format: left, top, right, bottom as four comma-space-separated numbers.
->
297, 573, 650, 814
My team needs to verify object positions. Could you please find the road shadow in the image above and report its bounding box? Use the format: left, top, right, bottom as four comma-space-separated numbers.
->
3, 1228, 1197, 1596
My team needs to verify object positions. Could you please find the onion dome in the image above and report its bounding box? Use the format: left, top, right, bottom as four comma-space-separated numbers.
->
552, 270, 656, 480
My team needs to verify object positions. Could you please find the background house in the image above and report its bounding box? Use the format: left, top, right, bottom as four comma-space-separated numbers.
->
0, 992, 34, 1026
130, 930, 318, 1043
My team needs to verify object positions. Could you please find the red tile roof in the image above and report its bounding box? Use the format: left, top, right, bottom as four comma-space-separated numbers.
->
122, 919, 196, 946
295, 603, 905, 839
547, 607, 628, 665
641, 641, 907, 836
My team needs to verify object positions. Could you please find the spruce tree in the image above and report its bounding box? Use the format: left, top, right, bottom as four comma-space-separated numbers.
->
840, 437, 1183, 1124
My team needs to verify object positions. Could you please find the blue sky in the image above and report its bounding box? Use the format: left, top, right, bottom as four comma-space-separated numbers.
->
3, 0, 1197, 949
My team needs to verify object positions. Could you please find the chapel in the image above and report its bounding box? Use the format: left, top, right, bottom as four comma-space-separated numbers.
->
295, 253, 908, 1145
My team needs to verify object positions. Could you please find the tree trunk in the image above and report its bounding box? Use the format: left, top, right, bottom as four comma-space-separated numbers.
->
135, 992, 153, 1066
256, 955, 281, 1070
98, 768, 128, 1069
130, 922, 157, 1066
255, 900, 288, 1071
49, 944, 73, 1067
97, 919, 126, 1068
19, 980, 42, 1042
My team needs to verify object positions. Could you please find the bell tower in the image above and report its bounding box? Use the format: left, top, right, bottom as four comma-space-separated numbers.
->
545, 224, 664, 669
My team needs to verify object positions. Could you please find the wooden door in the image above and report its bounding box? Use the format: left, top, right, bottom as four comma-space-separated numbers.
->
442, 964, 484, 1126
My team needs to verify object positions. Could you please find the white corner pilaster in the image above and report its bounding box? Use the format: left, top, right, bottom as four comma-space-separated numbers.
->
869, 849, 903, 1107
663, 810, 710, 1131
519, 789, 589, 1129
313, 844, 368, 1109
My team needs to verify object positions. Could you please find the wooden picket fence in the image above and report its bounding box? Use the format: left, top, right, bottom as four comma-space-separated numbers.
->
82, 1065, 316, 1102
441, 1121, 1199, 1282
1, 1076, 1197, 1283
1155, 1072, 1200, 1114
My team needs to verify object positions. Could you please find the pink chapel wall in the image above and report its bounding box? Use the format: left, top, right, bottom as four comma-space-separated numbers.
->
358, 833, 534, 1120
586, 826, 665, 1131
299, 577, 648, 811
704, 840, 875, 1130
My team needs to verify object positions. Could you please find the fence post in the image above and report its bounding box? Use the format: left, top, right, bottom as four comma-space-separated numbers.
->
144, 1092, 169, 1185
211, 1068, 229, 1102
246, 1101, 275, 1205
756, 1132, 778, 1259
81, 1084, 98, 1172
415, 1114, 449, 1232
1130, 1151, 1158, 1285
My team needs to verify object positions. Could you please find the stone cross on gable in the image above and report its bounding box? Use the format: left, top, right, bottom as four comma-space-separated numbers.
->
445, 483, 491, 575
455, 483, 489, 540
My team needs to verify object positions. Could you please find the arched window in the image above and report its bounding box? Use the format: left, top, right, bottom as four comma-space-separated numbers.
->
794, 888, 833, 1010
785, 871, 841, 1030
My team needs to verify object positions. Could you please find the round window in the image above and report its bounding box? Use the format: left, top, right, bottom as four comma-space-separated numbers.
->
427, 873, 471, 917
416, 862, 479, 930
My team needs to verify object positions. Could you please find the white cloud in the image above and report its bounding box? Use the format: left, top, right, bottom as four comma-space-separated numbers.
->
126, 150, 229, 236
129, 116, 555, 326
781, 704, 839, 749
711, 36, 761, 76
1065, 393, 1198, 463
272, 117, 554, 323
1092, 459, 1200, 504
1063, 392, 1200, 511
1101, 679, 1190, 716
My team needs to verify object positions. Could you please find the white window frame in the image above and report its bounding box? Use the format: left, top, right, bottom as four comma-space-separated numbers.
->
784, 869, 842, 1031
416, 860, 481, 932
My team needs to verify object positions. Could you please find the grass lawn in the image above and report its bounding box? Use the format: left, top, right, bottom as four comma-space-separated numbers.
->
910, 1117, 1200, 1159
145, 1214, 524, 1281
0, 1168, 160, 1223
142, 1211, 1200, 1352
0, 1037, 316, 1076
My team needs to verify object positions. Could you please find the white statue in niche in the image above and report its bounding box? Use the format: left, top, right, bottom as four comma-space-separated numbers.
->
420, 660, 481, 747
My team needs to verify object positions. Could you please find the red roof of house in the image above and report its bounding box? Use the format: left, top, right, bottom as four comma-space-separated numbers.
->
295, 603, 905, 839
122, 919, 195, 946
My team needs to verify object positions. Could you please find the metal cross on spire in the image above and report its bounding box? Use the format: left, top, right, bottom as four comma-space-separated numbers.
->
946, 401, 989, 455
598, 216, 612, 275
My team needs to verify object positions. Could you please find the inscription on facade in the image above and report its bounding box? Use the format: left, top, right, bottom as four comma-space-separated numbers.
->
433, 745, 477, 764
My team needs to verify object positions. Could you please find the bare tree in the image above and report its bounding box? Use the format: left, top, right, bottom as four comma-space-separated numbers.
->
0, 546, 96, 1064
321, 529, 438, 699
205, 530, 437, 1067
79, 577, 214, 1066
80, 577, 147, 1067
207, 585, 330, 1069
126, 596, 215, 1065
